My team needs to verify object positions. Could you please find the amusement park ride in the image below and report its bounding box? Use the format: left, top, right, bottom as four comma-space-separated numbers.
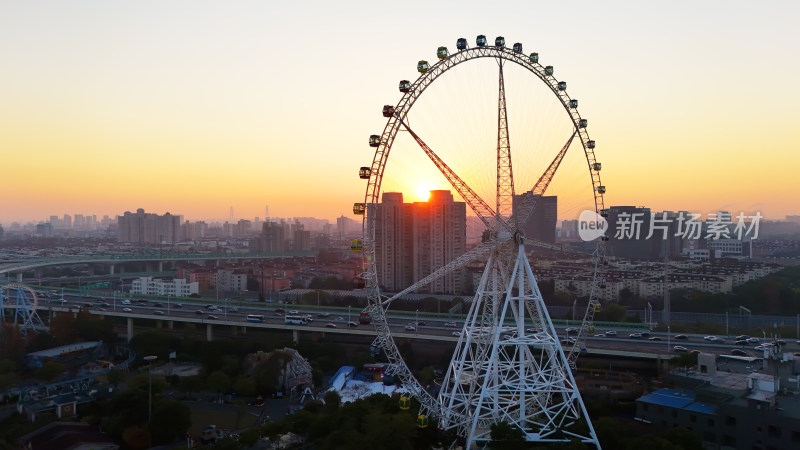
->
353, 35, 606, 448
0, 283, 46, 336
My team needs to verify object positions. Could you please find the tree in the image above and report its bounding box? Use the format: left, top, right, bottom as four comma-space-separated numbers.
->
106, 368, 126, 388
150, 400, 192, 445
33, 361, 66, 382
233, 376, 256, 396
323, 390, 341, 413
207, 370, 231, 394
488, 421, 527, 449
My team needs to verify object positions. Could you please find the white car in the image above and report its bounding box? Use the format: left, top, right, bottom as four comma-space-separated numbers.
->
122, 308, 133, 312
404, 324, 416, 331
703, 335, 718, 342
452, 331, 462, 337
444, 321, 458, 328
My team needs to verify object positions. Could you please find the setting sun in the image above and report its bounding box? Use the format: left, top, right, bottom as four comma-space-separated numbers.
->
415, 185, 433, 201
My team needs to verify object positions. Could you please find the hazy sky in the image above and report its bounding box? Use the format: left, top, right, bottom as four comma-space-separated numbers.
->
2, 1, 798, 224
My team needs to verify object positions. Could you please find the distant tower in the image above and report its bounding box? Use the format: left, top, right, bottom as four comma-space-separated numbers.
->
265, 204, 270, 219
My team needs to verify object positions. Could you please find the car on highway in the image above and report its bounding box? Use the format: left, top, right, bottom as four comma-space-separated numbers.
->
649, 336, 662, 341
122, 308, 132, 312
703, 335, 718, 341
174, 303, 183, 308
325, 323, 337, 328
673, 334, 689, 340
288, 310, 299, 315
452, 331, 462, 337
416, 321, 427, 326
100, 303, 111, 307
673, 345, 688, 352
318, 312, 331, 318
640, 332, 651, 338
628, 333, 643, 339
228, 307, 238, 313
208, 315, 219, 320
730, 349, 748, 356
154, 303, 164, 307
347, 322, 358, 328
154, 310, 165, 316
561, 338, 577, 345
444, 321, 458, 328
747, 338, 760, 344
405, 324, 417, 331
604, 330, 617, 337
195, 310, 205, 315
754, 345, 767, 351
566, 327, 579, 335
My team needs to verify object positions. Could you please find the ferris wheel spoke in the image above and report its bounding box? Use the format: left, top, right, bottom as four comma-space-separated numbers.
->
496, 58, 515, 221
509, 131, 577, 232
399, 119, 508, 231
380, 239, 504, 308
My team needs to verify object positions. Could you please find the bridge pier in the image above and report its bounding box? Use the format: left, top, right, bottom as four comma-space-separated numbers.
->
158, 262, 163, 272
206, 323, 213, 341
127, 317, 134, 342
167, 320, 173, 330
16, 273, 22, 282
232, 326, 238, 336
110, 265, 115, 275
241, 326, 247, 335
156, 320, 162, 329
292, 329, 299, 345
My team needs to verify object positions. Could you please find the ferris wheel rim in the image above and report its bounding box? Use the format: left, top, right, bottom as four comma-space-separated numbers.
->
359, 38, 608, 417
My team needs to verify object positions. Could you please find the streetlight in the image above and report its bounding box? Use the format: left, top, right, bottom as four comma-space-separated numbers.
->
416, 309, 419, 334
144, 355, 158, 448
348, 305, 351, 326
667, 326, 671, 352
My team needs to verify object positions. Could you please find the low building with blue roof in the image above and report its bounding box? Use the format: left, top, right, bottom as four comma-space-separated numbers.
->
636, 352, 800, 449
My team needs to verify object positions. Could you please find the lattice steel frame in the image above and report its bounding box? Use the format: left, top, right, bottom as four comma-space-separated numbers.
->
1, 283, 45, 335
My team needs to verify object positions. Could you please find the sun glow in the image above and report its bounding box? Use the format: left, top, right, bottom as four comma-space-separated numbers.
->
415, 185, 433, 201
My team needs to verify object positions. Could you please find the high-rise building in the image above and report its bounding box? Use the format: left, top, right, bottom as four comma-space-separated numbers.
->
257, 221, 286, 252
513, 194, 557, 244
413, 190, 467, 293
374, 192, 414, 292
117, 208, 182, 244
373, 190, 467, 294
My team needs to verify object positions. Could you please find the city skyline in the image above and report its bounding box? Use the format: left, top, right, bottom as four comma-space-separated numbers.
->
2, 2, 799, 224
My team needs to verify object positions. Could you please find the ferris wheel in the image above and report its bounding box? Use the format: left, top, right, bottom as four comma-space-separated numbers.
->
355, 35, 605, 448
0, 283, 46, 335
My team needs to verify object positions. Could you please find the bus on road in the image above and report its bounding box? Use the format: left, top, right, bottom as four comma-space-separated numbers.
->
285, 315, 307, 325
246, 314, 265, 323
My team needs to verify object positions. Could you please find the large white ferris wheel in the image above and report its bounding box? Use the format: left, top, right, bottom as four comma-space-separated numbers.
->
356, 35, 606, 448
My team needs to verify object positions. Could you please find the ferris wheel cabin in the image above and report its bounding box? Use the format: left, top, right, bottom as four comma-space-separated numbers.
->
597, 185, 606, 194
456, 38, 467, 50
369, 135, 381, 147
569, 99, 579, 108
529, 52, 539, 63
359, 167, 371, 179
350, 239, 363, 252
494, 36, 505, 47
382, 105, 395, 117
593, 163, 602, 171
587, 140, 596, 149
399, 80, 411, 93
476, 34, 487, 46
437, 46, 448, 59
579, 118, 588, 128
353, 203, 366, 215
417, 60, 429, 73
512, 42, 523, 53
545, 65, 554, 76
558, 81, 567, 91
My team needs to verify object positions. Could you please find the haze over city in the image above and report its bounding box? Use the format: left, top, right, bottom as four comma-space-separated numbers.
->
1, 1, 798, 225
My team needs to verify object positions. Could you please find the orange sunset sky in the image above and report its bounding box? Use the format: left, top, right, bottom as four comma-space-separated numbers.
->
1, 1, 798, 225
